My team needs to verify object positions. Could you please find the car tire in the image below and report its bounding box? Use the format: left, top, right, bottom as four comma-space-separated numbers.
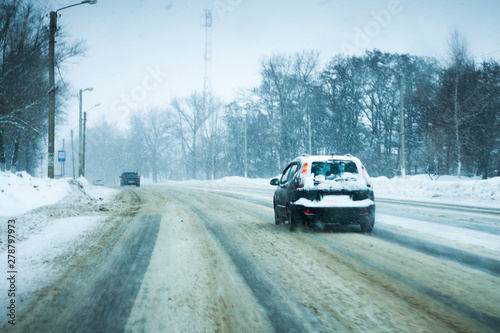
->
361, 216, 375, 233
274, 202, 282, 225
287, 206, 297, 232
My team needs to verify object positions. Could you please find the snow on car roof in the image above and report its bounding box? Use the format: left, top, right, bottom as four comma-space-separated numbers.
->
293, 154, 362, 165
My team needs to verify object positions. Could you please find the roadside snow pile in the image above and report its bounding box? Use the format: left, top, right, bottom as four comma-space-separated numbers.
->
0, 172, 119, 327
0, 171, 70, 216
0, 172, 117, 217
372, 175, 500, 207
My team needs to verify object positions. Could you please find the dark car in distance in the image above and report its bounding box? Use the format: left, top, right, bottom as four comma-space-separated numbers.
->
120, 172, 140, 187
271, 154, 375, 232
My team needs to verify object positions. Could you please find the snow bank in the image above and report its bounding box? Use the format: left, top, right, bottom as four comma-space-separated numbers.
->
372, 175, 500, 207
0, 172, 117, 217
0, 171, 70, 216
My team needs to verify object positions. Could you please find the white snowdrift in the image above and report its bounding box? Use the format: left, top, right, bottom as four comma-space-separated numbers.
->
372, 174, 500, 207
0, 171, 116, 217
0, 171, 70, 216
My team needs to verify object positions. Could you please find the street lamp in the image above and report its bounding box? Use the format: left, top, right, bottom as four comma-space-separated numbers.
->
48, 0, 97, 179
82, 103, 100, 177
378, 62, 406, 178
78, 88, 93, 177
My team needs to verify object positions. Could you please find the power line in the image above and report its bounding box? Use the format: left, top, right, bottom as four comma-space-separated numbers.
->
56, 61, 72, 96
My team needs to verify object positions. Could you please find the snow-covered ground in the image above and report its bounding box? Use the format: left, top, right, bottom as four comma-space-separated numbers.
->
0, 171, 119, 327
0, 171, 499, 329
0, 171, 116, 216
372, 174, 500, 208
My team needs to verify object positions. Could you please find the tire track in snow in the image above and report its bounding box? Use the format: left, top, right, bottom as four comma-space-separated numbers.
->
308, 233, 500, 332
214, 191, 500, 276
174, 197, 346, 332
17, 214, 161, 332
372, 227, 500, 276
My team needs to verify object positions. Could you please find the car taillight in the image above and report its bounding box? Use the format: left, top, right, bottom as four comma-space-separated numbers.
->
297, 163, 308, 188
301, 163, 308, 175
123, 176, 125, 178
304, 209, 315, 215
137, 175, 140, 179
361, 165, 371, 187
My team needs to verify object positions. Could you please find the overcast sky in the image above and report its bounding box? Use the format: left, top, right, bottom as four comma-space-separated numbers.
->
39, 0, 500, 140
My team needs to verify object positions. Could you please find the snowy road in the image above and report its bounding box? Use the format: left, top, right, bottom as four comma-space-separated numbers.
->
6, 184, 500, 332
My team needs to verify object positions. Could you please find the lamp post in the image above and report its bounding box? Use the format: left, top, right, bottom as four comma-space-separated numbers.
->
378, 62, 406, 178
82, 103, 100, 177
78, 88, 93, 177
47, 0, 97, 179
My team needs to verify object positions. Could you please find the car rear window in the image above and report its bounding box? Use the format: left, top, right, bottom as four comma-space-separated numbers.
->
311, 160, 358, 179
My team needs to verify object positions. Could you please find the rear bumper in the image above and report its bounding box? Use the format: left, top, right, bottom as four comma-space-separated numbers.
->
121, 180, 140, 185
291, 202, 375, 225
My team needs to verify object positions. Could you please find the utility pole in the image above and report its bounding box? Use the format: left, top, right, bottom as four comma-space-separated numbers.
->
244, 122, 247, 178
62, 139, 65, 178
82, 103, 99, 178
48, 11, 56, 178
308, 113, 312, 155
78, 90, 83, 177
78, 88, 93, 177
47, 0, 97, 178
83, 111, 87, 177
71, 129, 75, 179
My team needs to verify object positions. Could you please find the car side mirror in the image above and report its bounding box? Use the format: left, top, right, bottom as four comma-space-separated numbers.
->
270, 178, 279, 186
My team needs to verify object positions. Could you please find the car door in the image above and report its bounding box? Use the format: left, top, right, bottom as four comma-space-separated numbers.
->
283, 163, 300, 205
274, 163, 293, 218
276, 163, 301, 217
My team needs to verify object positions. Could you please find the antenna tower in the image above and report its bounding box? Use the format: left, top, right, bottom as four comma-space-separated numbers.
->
201, 8, 212, 96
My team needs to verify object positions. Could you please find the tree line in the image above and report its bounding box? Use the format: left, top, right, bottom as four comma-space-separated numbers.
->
0, 0, 82, 174
1, 1, 498, 183
86, 42, 500, 184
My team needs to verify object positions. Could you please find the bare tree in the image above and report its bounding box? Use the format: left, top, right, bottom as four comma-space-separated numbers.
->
0, 0, 85, 174
255, 51, 319, 169
201, 93, 224, 180
133, 108, 174, 182
447, 29, 472, 176
171, 92, 211, 179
